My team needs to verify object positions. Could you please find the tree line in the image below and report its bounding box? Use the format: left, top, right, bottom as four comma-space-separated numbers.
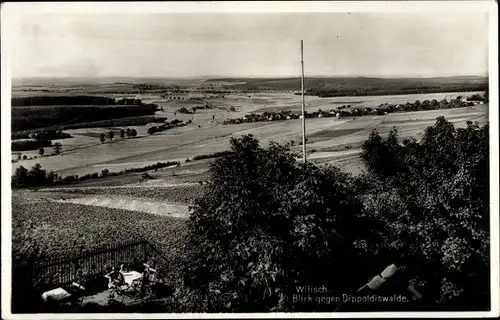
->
223, 94, 486, 125
11, 160, 181, 189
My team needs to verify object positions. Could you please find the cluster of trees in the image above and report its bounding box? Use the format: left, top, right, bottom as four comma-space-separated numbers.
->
223, 94, 485, 125
12, 129, 72, 141
11, 164, 59, 189
11, 96, 116, 106
11, 161, 181, 189
181, 116, 489, 312
11, 129, 70, 152
15, 116, 167, 133
12, 105, 160, 131
115, 98, 143, 105
12, 96, 161, 131
100, 128, 138, 143
12, 139, 53, 152
147, 120, 188, 135
176, 104, 217, 114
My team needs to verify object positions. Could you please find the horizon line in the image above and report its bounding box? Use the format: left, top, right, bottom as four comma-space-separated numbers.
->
12, 73, 489, 80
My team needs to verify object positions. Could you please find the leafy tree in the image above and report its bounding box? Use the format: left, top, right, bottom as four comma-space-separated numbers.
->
100, 168, 110, 177
100, 133, 106, 143
147, 126, 157, 135
120, 129, 126, 139
183, 134, 386, 312
16, 152, 22, 161
108, 131, 114, 141
54, 142, 62, 154
360, 117, 489, 310
126, 128, 132, 137
23, 155, 28, 160
38, 148, 45, 157
130, 129, 138, 137
12, 166, 29, 188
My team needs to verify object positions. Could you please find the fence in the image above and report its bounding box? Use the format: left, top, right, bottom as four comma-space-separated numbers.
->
32, 238, 167, 292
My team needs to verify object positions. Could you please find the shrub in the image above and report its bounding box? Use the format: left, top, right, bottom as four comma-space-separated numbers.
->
141, 172, 156, 181
100, 168, 110, 177
360, 117, 490, 310
183, 134, 386, 312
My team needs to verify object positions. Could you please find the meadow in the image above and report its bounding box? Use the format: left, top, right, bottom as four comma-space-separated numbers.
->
11, 94, 487, 177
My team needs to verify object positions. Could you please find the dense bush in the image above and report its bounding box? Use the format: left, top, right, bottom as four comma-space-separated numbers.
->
360, 117, 489, 310
12, 139, 53, 152
191, 151, 233, 161
177, 107, 192, 114
11, 164, 56, 188
183, 135, 388, 312
147, 120, 186, 135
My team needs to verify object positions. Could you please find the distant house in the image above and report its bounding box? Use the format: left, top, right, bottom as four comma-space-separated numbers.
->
286, 115, 291, 120
318, 114, 323, 118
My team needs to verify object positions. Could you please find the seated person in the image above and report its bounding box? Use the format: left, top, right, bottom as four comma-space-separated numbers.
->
105, 266, 125, 287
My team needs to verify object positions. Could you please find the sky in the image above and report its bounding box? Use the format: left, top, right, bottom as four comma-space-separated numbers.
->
10, 12, 489, 78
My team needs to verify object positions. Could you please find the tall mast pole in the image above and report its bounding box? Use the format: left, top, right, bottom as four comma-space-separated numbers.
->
301, 40, 307, 163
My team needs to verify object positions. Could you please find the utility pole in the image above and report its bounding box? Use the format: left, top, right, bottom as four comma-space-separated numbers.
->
301, 40, 307, 163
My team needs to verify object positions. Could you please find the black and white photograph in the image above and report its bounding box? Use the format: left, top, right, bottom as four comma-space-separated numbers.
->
1, 1, 498, 318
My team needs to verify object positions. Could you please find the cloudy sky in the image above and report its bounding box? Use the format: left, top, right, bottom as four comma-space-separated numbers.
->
10, 12, 489, 78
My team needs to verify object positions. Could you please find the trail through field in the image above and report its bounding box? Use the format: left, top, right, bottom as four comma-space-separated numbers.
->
39, 181, 201, 192
50, 195, 190, 219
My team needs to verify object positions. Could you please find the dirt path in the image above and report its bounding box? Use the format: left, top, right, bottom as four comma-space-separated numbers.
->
45, 194, 191, 219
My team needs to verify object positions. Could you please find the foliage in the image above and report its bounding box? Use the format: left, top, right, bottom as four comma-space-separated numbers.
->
183, 135, 387, 312
360, 117, 490, 310
107, 130, 114, 140
53, 142, 62, 154
11, 160, 182, 189
147, 120, 186, 135
11, 164, 52, 189
192, 151, 233, 161
141, 172, 156, 180
12, 95, 116, 106
100, 133, 106, 143
224, 93, 484, 125
12, 104, 161, 131
11, 139, 52, 152
12, 129, 72, 140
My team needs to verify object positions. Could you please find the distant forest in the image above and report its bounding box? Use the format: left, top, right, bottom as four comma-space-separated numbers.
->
206, 76, 488, 95
11, 96, 161, 131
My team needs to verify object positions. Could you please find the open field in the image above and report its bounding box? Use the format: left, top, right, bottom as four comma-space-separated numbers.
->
11, 92, 488, 178
11, 193, 189, 284
11, 89, 489, 256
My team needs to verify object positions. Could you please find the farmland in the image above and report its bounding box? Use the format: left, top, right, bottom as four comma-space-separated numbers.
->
10, 77, 490, 312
